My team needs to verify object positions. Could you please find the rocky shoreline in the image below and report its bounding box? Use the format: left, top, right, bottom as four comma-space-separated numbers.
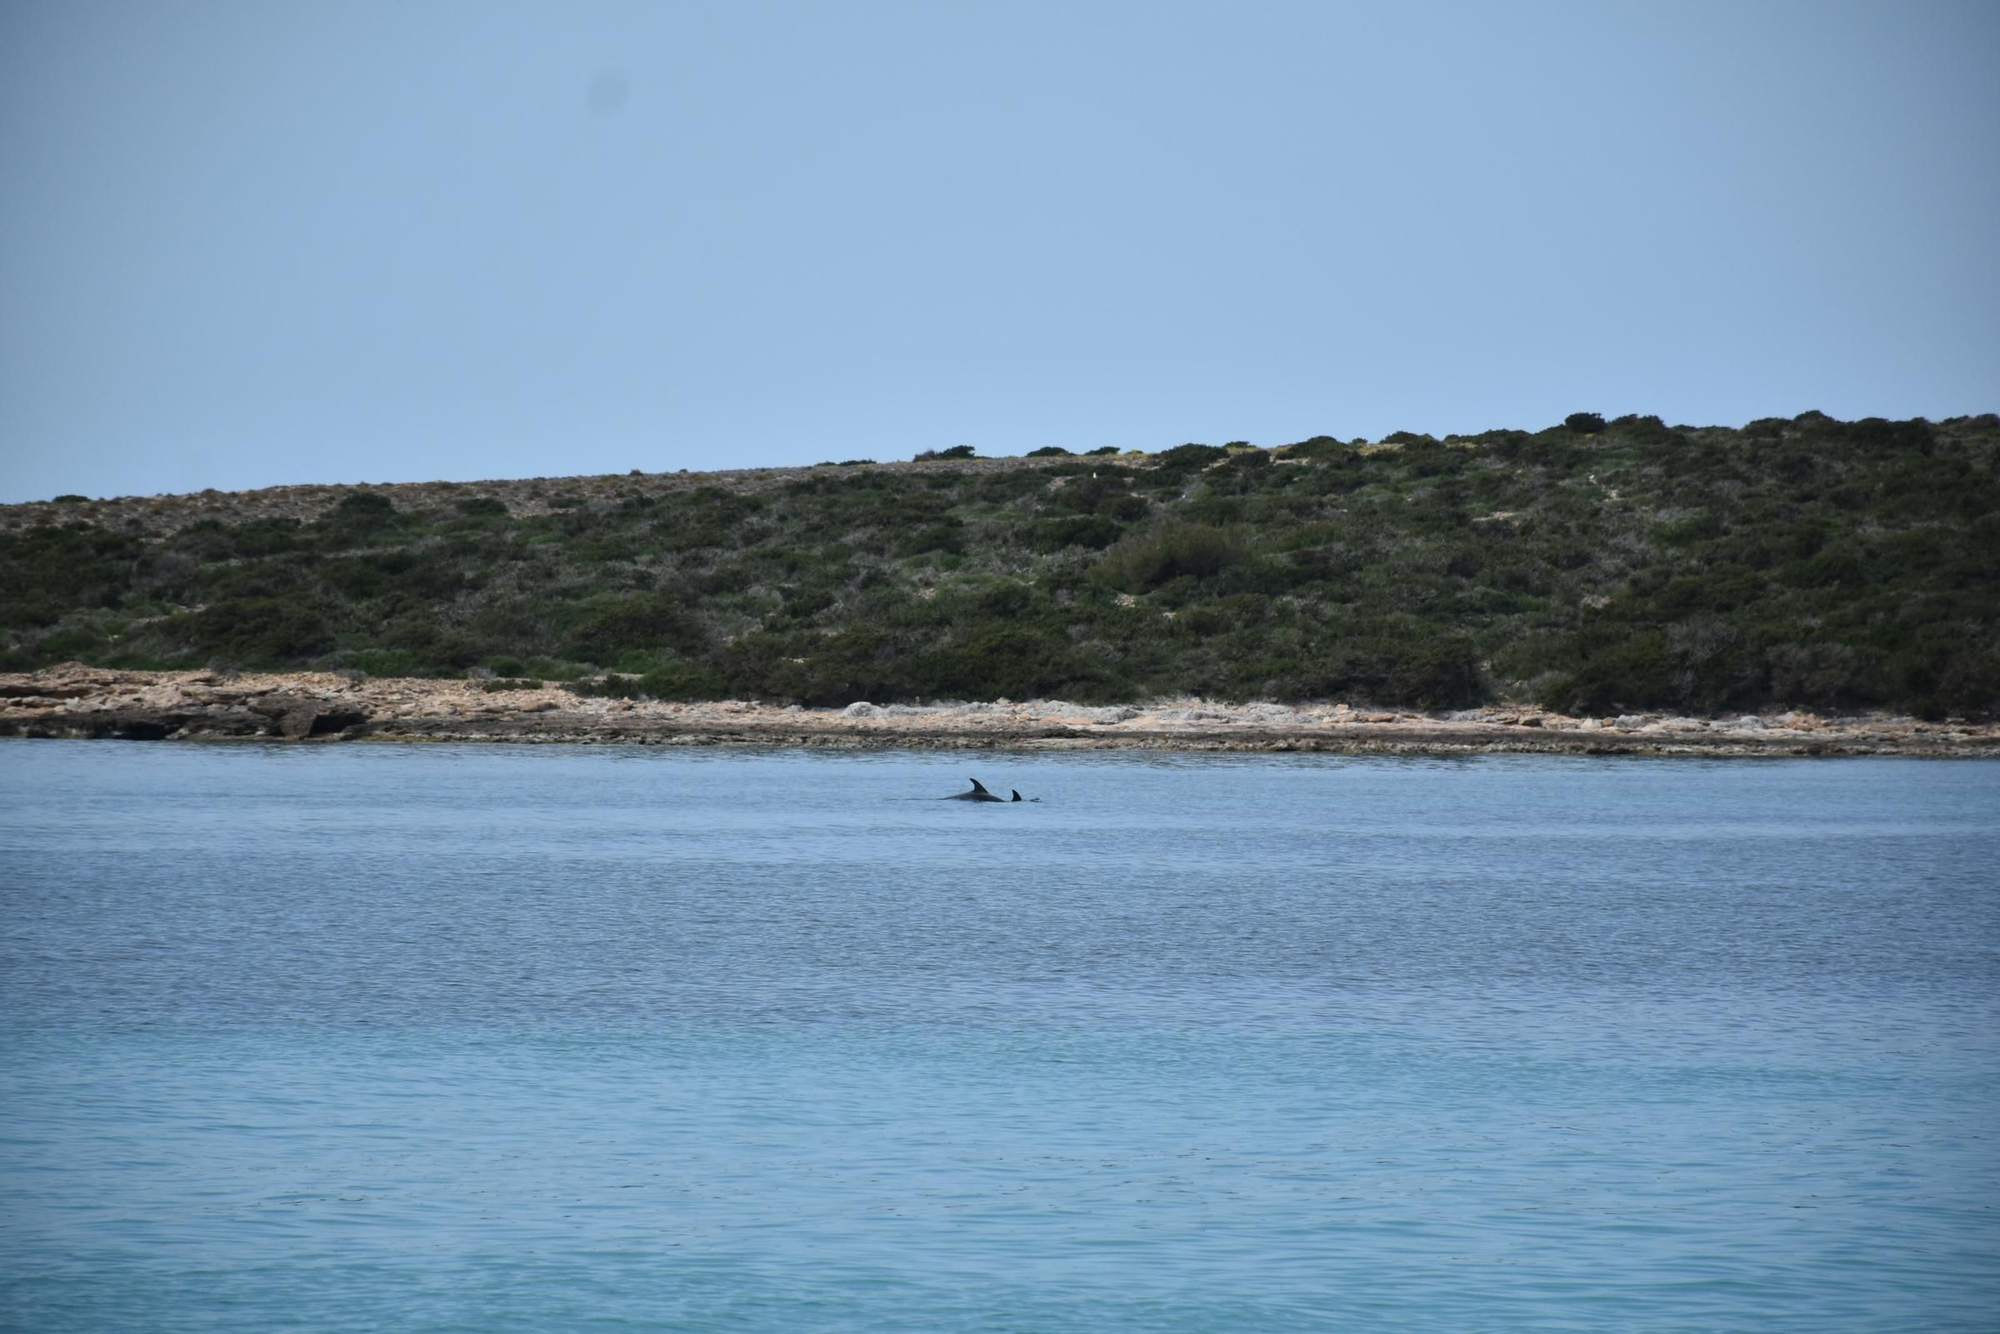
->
3, 664, 1995, 757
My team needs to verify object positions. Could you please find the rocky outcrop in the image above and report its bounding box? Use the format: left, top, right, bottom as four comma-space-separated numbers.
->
1, 663, 1995, 756
0, 667, 370, 741
243, 693, 371, 739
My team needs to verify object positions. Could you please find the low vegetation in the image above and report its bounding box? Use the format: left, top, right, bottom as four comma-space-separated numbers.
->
3, 412, 1995, 717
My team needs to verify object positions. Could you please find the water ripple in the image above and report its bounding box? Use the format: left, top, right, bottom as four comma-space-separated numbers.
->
2, 741, 1997, 1332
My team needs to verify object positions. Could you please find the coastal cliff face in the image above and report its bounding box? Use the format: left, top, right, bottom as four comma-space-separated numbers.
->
5, 664, 1994, 757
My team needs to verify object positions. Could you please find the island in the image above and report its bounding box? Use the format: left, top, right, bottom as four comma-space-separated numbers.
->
3, 411, 1994, 752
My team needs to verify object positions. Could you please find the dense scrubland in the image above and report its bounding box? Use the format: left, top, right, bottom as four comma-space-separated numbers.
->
4, 411, 1995, 718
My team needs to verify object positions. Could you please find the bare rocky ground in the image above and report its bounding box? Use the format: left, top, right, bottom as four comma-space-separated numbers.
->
3, 663, 1995, 757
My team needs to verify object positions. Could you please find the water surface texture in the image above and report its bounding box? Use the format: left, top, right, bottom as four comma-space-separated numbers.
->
3, 741, 1997, 1332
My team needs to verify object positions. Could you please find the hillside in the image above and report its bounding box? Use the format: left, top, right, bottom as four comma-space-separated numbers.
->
4, 412, 1996, 719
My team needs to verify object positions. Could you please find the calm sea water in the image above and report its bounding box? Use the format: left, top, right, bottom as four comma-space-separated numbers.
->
2, 740, 1996, 1333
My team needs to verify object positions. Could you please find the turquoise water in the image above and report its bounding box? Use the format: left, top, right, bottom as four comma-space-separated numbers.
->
2, 741, 1996, 1332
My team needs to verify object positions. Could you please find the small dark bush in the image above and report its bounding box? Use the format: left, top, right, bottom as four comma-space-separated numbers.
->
1541, 631, 1677, 715
567, 675, 647, 700
212, 518, 303, 558
1382, 637, 1484, 710
1030, 517, 1122, 551
1153, 444, 1228, 472
334, 491, 395, 518
897, 521, 967, 557
177, 597, 337, 666
1564, 412, 1607, 434
1027, 446, 1072, 457
1276, 436, 1351, 461
322, 550, 465, 601
1093, 522, 1245, 592
1850, 417, 1934, 455
560, 593, 704, 665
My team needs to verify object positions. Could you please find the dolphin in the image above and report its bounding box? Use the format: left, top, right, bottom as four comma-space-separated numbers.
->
945, 778, 1005, 802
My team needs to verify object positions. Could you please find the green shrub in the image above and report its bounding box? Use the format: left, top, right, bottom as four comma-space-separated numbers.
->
1849, 417, 1933, 455
1047, 475, 1121, 514
32, 626, 109, 660
1030, 517, 1121, 551
176, 598, 337, 666
1153, 444, 1229, 473
567, 674, 647, 700
1540, 632, 1677, 715
331, 491, 396, 522
322, 550, 466, 601
896, 522, 966, 557
559, 593, 704, 665
1172, 603, 1233, 637
1277, 436, 1351, 461
1382, 636, 1484, 709
224, 518, 305, 557
1092, 522, 1246, 592
917, 626, 1085, 701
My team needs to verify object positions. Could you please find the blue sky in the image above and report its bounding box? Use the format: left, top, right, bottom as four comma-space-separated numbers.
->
2, 0, 1994, 502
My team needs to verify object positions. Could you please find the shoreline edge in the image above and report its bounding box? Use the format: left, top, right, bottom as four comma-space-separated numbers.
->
4, 664, 1997, 758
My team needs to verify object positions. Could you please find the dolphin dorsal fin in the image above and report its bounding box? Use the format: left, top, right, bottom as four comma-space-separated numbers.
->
1011, 790, 1023, 802
968, 778, 990, 794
